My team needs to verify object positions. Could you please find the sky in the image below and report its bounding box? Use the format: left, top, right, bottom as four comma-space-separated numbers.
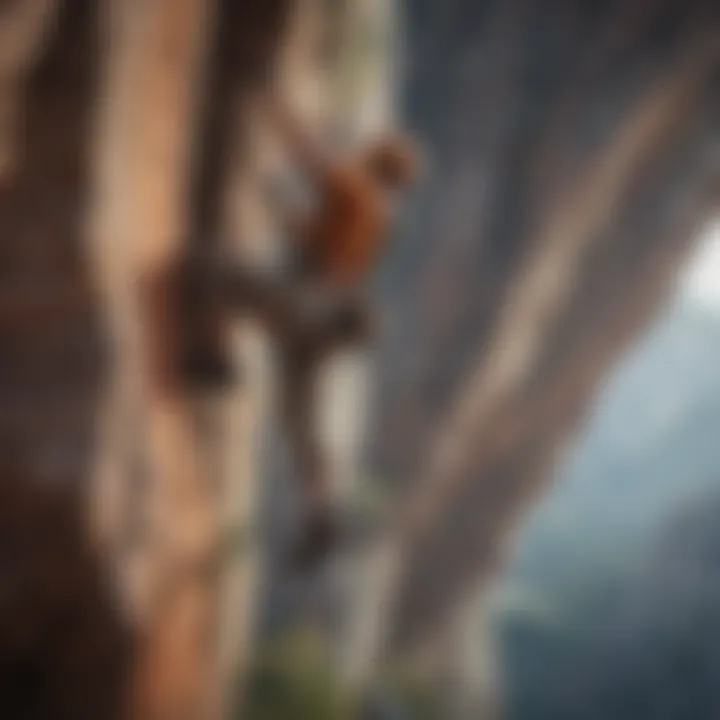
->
682, 218, 720, 312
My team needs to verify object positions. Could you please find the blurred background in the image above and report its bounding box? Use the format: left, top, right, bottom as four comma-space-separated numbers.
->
1, 0, 719, 718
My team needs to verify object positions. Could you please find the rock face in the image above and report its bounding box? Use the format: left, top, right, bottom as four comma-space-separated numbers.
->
367, 0, 720, 656
0, 0, 394, 713
0, 4, 129, 718
0, 0, 292, 717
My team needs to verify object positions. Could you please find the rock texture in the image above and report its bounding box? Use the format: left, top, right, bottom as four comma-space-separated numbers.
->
368, 0, 720, 658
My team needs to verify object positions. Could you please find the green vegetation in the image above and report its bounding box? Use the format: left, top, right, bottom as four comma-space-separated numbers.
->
240, 629, 447, 720
241, 629, 358, 720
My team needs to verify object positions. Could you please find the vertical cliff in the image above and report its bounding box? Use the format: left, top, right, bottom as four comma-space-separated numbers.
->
367, 0, 720, 662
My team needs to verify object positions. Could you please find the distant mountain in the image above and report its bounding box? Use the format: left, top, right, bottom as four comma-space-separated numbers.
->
502, 299, 720, 596
493, 298, 720, 719
501, 489, 720, 720
564, 490, 720, 720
